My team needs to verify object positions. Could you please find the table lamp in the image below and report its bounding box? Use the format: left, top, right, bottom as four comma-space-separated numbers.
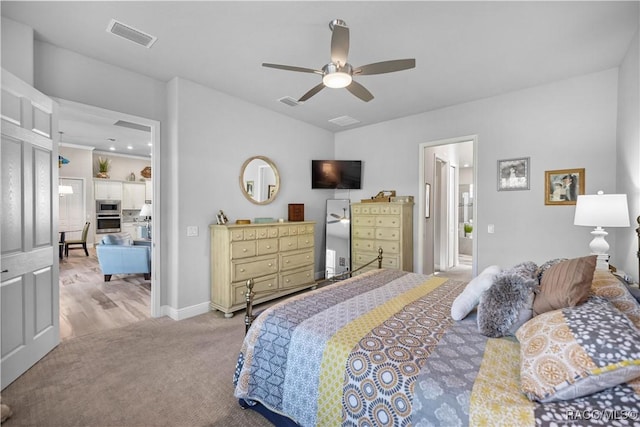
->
139, 203, 152, 239
573, 191, 630, 270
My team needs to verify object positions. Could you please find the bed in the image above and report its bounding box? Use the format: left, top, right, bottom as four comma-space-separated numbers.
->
233, 250, 640, 426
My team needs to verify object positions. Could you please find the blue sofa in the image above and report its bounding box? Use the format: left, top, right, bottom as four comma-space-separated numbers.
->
96, 233, 151, 282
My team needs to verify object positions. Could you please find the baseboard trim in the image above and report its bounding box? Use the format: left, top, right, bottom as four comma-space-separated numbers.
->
161, 301, 210, 321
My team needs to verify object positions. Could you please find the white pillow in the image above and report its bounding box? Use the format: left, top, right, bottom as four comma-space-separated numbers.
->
450, 265, 501, 320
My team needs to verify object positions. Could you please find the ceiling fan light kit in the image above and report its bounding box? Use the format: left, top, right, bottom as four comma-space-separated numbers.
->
263, 19, 415, 102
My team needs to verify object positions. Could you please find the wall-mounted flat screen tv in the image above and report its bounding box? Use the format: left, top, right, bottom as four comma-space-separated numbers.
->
311, 160, 362, 189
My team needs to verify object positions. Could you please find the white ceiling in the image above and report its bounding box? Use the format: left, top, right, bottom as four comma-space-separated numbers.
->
2, 1, 638, 159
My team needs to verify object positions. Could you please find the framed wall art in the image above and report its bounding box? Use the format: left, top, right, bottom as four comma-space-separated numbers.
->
544, 168, 585, 205
497, 157, 530, 191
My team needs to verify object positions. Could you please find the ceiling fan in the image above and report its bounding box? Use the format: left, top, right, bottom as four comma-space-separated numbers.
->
262, 19, 416, 102
328, 208, 350, 224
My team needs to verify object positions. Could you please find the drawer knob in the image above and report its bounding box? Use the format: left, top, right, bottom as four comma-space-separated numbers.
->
240, 268, 245, 272
243, 249, 248, 252
306, 256, 310, 259
288, 243, 292, 246
268, 263, 273, 267
286, 260, 290, 264
286, 279, 290, 283
268, 283, 273, 287
266, 245, 271, 249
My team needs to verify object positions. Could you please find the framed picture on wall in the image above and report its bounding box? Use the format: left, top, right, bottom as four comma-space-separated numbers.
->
544, 168, 585, 205
425, 183, 431, 218
497, 157, 530, 191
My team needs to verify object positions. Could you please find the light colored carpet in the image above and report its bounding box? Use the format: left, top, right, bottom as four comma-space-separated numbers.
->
1, 311, 272, 427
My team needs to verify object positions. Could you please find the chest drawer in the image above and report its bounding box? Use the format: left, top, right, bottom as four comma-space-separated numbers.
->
377, 240, 399, 254
231, 241, 256, 259
256, 227, 278, 239
297, 234, 314, 249
232, 256, 278, 282
233, 274, 277, 304
280, 268, 314, 290
280, 235, 298, 251
352, 239, 375, 252
353, 227, 375, 239
280, 250, 313, 271
376, 228, 400, 240
376, 216, 400, 228
353, 216, 375, 227
257, 238, 278, 255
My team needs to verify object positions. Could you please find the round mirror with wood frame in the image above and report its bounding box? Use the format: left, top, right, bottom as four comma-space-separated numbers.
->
239, 156, 280, 205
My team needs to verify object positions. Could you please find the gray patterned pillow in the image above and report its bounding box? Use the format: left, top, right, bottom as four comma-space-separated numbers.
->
516, 296, 640, 402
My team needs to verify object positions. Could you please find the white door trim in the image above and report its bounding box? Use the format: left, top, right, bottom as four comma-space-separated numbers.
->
417, 135, 478, 276
54, 98, 161, 318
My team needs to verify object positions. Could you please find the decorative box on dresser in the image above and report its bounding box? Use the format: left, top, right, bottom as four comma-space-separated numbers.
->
210, 221, 316, 317
351, 201, 414, 273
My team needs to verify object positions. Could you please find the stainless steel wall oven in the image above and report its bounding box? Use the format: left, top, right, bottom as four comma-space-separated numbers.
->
96, 214, 121, 234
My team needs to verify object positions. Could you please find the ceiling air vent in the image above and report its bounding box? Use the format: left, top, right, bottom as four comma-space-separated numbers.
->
328, 115, 360, 127
114, 120, 151, 133
278, 96, 302, 107
107, 19, 157, 48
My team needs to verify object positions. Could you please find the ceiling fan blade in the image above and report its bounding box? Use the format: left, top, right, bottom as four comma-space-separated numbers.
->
354, 59, 416, 76
330, 24, 349, 66
330, 213, 341, 219
328, 220, 341, 224
346, 81, 374, 102
298, 83, 325, 102
262, 63, 322, 74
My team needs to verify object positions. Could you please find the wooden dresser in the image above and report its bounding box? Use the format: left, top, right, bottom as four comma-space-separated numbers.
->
209, 221, 316, 317
351, 202, 414, 273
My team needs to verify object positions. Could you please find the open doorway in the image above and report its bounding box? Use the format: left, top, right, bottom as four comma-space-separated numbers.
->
56, 98, 161, 340
417, 136, 476, 279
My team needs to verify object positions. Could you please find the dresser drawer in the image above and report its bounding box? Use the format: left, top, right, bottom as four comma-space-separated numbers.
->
376, 228, 400, 240
297, 234, 314, 249
352, 239, 375, 251
280, 250, 313, 271
380, 255, 399, 269
256, 238, 278, 255
232, 274, 278, 304
232, 256, 278, 282
376, 216, 400, 228
377, 240, 400, 254
353, 227, 375, 239
380, 205, 401, 215
280, 268, 314, 290
231, 241, 256, 259
230, 229, 245, 241
280, 235, 298, 251
353, 216, 375, 227
256, 228, 271, 239
244, 228, 257, 240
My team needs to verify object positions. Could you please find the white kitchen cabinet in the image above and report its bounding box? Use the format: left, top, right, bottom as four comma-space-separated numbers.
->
122, 182, 146, 210
94, 180, 122, 200
120, 222, 141, 239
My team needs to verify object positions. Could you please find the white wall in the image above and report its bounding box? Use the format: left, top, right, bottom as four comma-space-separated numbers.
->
166, 77, 334, 313
335, 69, 619, 271
1, 17, 33, 85
615, 30, 640, 282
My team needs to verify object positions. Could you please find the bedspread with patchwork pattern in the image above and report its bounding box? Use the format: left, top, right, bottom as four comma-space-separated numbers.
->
233, 270, 640, 426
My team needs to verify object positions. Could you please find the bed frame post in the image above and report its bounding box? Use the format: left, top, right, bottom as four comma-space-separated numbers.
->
245, 278, 255, 334
377, 247, 383, 269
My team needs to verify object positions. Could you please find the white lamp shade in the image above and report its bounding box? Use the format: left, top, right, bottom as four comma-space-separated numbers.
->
574, 192, 630, 227
139, 203, 152, 217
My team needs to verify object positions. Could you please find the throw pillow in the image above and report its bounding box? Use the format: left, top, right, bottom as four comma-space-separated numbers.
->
516, 297, 640, 402
532, 255, 596, 316
477, 266, 538, 337
591, 270, 640, 328
450, 265, 501, 321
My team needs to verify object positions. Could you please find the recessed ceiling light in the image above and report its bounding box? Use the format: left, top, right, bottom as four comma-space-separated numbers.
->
147, 142, 152, 147
127, 145, 133, 150
109, 147, 115, 151
464, 163, 470, 167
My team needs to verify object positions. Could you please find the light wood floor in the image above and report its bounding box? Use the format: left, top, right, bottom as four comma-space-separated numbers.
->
59, 247, 151, 341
